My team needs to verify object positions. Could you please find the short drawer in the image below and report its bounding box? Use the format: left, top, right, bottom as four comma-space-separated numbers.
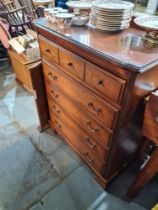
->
46, 85, 111, 147
50, 117, 104, 173
59, 49, 85, 80
39, 36, 59, 64
85, 64, 126, 104
43, 62, 118, 130
49, 101, 107, 162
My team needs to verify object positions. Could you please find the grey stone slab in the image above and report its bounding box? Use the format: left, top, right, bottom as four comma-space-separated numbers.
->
64, 166, 104, 210
0, 127, 61, 210
29, 203, 44, 210
88, 192, 147, 210
28, 126, 82, 178
48, 143, 82, 178
0, 121, 22, 137
0, 100, 12, 127
40, 181, 78, 210
28, 127, 64, 157
12, 95, 39, 129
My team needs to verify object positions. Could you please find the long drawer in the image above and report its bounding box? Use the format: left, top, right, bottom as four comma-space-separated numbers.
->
50, 115, 104, 173
43, 61, 119, 130
48, 98, 108, 162
46, 85, 111, 147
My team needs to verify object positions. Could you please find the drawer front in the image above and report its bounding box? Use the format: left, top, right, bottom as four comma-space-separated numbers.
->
43, 62, 118, 130
48, 101, 107, 162
46, 85, 110, 147
85, 64, 126, 104
39, 36, 59, 64
59, 49, 85, 80
50, 117, 103, 173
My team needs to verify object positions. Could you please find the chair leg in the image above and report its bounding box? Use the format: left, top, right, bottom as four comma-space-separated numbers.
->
127, 147, 158, 197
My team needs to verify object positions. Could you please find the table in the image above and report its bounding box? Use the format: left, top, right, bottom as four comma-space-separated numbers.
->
127, 90, 158, 197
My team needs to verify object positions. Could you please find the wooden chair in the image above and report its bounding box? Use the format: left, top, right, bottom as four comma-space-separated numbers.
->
17, 0, 45, 20
0, 0, 32, 36
127, 90, 158, 197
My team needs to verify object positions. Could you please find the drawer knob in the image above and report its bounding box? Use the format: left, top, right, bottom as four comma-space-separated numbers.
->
97, 80, 104, 86
46, 49, 51, 53
48, 72, 58, 81
88, 102, 101, 114
84, 153, 94, 163
87, 121, 99, 133
155, 116, 158, 123
54, 120, 62, 129
67, 62, 74, 70
85, 137, 96, 150
68, 62, 73, 67
52, 106, 60, 114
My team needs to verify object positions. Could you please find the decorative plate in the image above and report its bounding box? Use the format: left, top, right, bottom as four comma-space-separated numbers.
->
92, 1, 134, 11
134, 16, 158, 30
66, 1, 91, 9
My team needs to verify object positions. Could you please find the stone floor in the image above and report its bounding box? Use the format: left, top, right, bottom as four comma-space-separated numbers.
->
0, 66, 147, 210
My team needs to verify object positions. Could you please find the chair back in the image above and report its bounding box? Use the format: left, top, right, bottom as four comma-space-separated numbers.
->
0, 0, 31, 35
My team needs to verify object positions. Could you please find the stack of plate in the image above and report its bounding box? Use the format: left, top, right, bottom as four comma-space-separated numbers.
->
90, 0, 134, 31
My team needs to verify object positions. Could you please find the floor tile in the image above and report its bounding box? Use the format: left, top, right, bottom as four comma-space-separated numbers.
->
28, 127, 64, 156
64, 166, 104, 210
48, 143, 82, 178
0, 124, 61, 210
40, 181, 78, 210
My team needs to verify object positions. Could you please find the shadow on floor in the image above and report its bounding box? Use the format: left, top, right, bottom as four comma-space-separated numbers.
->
107, 159, 158, 209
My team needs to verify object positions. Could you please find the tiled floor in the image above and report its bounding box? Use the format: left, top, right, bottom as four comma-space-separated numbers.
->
0, 66, 147, 210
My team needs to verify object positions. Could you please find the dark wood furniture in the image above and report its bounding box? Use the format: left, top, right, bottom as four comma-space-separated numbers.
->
33, 18, 158, 187
127, 90, 158, 197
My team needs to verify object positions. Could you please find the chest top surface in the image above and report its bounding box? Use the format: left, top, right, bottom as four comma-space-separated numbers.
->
34, 18, 158, 72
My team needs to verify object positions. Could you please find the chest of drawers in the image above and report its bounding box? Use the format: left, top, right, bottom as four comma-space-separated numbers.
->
33, 19, 158, 187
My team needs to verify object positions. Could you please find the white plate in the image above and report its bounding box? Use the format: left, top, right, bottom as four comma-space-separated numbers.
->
134, 16, 158, 30
66, 1, 91, 9
55, 13, 75, 18
44, 7, 62, 12
92, 1, 134, 11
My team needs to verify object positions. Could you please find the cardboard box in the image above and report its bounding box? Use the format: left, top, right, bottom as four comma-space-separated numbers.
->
9, 30, 40, 62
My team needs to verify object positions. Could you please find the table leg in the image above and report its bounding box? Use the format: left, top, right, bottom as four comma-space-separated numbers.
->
127, 147, 158, 197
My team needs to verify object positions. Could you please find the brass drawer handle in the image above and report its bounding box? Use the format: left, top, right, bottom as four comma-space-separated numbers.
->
50, 90, 59, 99
54, 120, 62, 129
88, 102, 101, 114
97, 80, 104, 86
85, 137, 96, 150
48, 72, 58, 81
52, 105, 60, 114
84, 153, 94, 163
86, 121, 99, 133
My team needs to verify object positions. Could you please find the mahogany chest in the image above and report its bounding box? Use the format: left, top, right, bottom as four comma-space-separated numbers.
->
33, 18, 158, 187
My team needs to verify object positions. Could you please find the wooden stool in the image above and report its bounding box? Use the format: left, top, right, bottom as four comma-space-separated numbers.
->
127, 90, 158, 197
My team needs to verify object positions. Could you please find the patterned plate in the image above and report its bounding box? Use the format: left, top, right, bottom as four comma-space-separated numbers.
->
134, 16, 158, 30
92, 1, 134, 11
